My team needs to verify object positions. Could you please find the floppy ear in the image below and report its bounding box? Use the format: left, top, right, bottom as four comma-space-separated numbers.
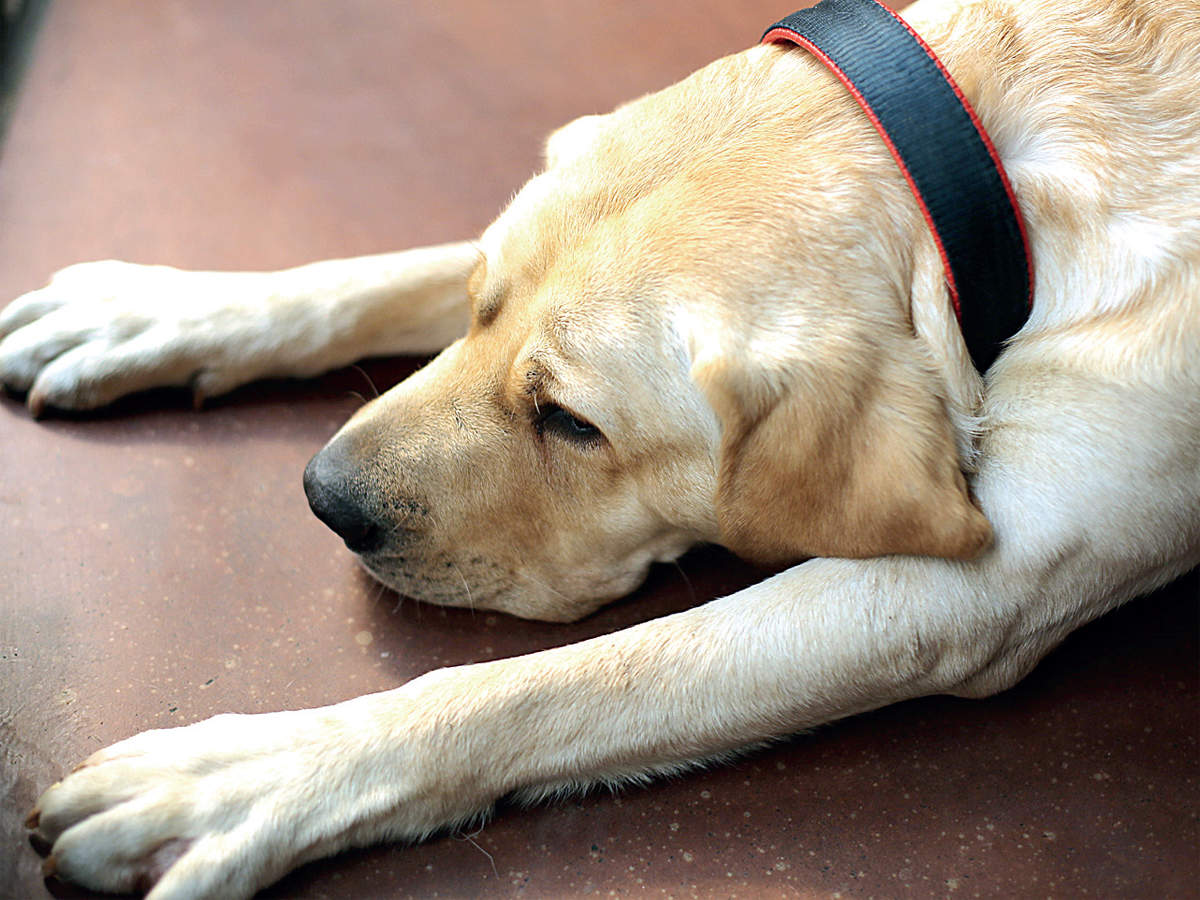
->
698, 327, 992, 565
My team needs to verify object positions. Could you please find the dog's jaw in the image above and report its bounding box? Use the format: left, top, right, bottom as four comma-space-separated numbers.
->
353, 527, 699, 623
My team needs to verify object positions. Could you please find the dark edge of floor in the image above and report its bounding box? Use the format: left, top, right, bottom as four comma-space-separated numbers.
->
0, 0, 51, 150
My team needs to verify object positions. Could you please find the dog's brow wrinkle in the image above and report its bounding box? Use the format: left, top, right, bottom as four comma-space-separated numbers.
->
476, 293, 503, 326
467, 258, 505, 327
522, 365, 548, 396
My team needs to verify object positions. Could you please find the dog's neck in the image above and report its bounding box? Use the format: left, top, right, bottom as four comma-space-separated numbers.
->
752, 0, 1198, 438
763, 0, 1033, 375
905, 0, 1200, 348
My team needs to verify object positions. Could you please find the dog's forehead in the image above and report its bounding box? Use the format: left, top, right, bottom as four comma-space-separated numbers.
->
476, 172, 562, 289
474, 189, 666, 334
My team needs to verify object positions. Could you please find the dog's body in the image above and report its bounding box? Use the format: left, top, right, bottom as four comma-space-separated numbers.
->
3, 0, 1198, 895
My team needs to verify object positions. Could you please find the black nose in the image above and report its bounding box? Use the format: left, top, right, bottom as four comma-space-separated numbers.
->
303, 442, 386, 553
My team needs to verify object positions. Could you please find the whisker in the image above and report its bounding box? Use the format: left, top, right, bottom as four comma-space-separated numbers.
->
451, 562, 475, 615
672, 560, 698, 607
350, 363, 381, 399
518, 568, 571, 603
367, 579, 388, 607
453, 825, 499, 879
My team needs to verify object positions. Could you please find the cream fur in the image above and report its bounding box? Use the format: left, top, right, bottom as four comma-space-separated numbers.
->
5, 0, 1198, 896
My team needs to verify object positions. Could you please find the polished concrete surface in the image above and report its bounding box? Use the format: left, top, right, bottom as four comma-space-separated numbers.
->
2, 2, 1197, 897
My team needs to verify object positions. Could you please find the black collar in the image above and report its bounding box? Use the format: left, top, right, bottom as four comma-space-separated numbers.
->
763, 0, 1033, 372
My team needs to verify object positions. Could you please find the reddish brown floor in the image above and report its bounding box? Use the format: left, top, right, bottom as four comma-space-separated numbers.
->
1, 2, 1197, 898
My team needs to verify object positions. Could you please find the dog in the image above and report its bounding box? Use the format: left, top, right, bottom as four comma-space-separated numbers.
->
3, 0, 1198, 896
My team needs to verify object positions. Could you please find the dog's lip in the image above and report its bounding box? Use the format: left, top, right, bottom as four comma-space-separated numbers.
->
352, 538, 417, 564
351, 554, 408, 593
334, 522, 426, 557
352, 557, 479, 608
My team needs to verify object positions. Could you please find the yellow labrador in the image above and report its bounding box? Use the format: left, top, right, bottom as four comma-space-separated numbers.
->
4, 0, 1198, 895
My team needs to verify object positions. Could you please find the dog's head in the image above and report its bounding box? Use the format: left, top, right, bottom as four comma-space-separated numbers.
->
304, 46, 991, 621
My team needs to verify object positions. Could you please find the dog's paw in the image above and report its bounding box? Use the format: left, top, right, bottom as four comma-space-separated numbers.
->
0, 261, 286, 415
27, 710, 377, 900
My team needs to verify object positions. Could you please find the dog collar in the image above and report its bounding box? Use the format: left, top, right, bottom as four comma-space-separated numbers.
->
763, 0, 1033, 371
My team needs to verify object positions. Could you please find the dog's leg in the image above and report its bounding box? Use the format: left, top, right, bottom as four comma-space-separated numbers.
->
24, 556, 1183, 900
32, 561, 1004, 900
0, 242, 479, 414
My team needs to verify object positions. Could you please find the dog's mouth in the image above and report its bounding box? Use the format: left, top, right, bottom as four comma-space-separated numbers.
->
354, 544, 652, 622
303, 447, 550, 615
355, 548, 493, 605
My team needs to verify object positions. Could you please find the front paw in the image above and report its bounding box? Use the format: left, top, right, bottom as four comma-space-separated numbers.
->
0, 261, 268, 415
26, 692, 478, 900
27, 711, 341, 900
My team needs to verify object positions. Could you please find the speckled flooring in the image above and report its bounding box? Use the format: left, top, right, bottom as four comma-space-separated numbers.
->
2, 2, 1197, 898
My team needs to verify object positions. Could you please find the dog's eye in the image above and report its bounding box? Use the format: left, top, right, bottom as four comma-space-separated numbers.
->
537, 404, 603, 445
